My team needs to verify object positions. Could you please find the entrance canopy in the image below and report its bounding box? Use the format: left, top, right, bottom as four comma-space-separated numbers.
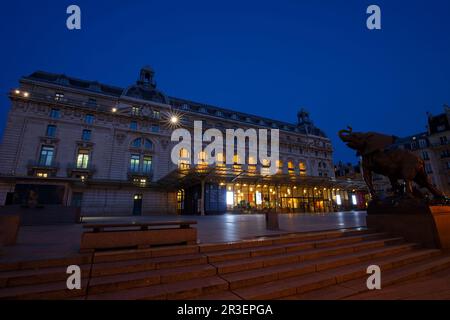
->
157, 165, 367, 191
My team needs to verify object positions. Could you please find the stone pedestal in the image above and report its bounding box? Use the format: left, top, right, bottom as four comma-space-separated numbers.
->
367, 198, 450, 249
0, 215, 20, 246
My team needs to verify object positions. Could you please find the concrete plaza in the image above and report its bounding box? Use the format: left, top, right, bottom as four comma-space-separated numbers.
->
0, 211, 366, 263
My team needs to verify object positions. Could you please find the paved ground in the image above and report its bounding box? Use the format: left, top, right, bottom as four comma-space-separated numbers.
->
0, 211, 366, 263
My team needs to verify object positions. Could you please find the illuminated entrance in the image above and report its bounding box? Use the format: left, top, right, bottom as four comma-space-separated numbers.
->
159, 166, 368, 215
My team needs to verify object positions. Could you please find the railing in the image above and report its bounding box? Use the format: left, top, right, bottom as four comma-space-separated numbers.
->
127, 168, 154, 178
27, 159, 59, 169
66, 163, 97, 176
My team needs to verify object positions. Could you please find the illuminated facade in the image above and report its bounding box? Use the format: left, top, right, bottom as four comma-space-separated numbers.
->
0, 67, 366, 216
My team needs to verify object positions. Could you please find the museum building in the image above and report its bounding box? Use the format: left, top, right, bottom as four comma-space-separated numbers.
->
0, 67, 367, 216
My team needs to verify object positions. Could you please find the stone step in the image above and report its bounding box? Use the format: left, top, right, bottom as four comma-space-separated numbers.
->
0, 278, 89, 300
0, 254, 92, 272
84, 237, 403, 296
190, 291, 243, 300
88, 264, 217, 295
91, 253, 208, 277
232, 249, 440, 300
87, 276, 229, 300
0, 265, 91, 288
286, 253, 450, 300
197, 228, 371, 253
92, 244, 200, 263
221, 244, 418, 290
89, 228, 372, 264
205, 232, 386, 263
211, 237, 404, 274
319, 248, 442, 284
339, 254, 450, 298
0, 232, 379, 288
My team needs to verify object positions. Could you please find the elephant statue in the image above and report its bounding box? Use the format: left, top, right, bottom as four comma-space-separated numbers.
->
338, 126, 446, 200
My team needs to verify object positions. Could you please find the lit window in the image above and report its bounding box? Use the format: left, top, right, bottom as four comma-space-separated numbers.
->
85, 114, 95, 124
46, 125, 56, 137
179, 148, 190, 159
233, 154, 241, 164
276, 160, 283, 169
36, 172, 48, 178
39, 146, 54, 166
288, 161, 294, 171
152, 110, 160, 119
55, 93, 64, 101
336, 195, 342, 205
248, 156, 257, 165
82, 129, 92, 141
216, 152, 224, 164
76, 149, 90, 169
198, 151, 207, 164
131, 106, 141, 116
130, 154, 140, 172
50, 109, 60, 119
143, 156, 152, 173
352, 194, 357, 205
299, 162, 306, 175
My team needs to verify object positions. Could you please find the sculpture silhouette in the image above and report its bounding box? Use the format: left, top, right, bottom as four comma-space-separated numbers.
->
338, 126, 446, 200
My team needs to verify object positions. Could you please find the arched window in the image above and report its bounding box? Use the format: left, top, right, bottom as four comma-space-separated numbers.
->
299, 162, 307, 175
216, 152, 224, 164
179, 148, 190, 159
288, 161, 294, 172
276, 160, 283, 169
178, 148, 190, 169
198, 151, 207, 164
144, 139, 153, 150
131, 138, 142, 148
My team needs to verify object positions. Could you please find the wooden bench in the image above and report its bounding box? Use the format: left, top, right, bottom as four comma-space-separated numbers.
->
80, 221, 197, 253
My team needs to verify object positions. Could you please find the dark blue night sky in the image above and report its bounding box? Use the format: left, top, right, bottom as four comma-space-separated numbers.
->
1, 0, 449, 163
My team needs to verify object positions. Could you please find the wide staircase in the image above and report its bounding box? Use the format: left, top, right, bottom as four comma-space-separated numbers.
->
1, 228, 450, 300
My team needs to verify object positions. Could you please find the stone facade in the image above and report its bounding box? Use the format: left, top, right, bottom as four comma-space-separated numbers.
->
0, 67, 337, 216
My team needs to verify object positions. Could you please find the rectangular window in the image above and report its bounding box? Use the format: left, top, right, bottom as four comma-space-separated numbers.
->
87, 98, 97, 106
152, 110, 160, 119
82, 129, 92, 141
130, 154, 140, 172
151, 125, 160, 133
76, 149, 90, 169
418, 139, 427, 149
130, 121, 138, 130
46, 125, 56, 137
440, 136, 448, 145
50, 108, 60, 119
422, 151, 429, 160
39, 146, 55, 166
131, 107, 141, 116
85, 114, 95, 124
425, 163, 433, 174
143, 156, 152, 173
54, 93, 64, 101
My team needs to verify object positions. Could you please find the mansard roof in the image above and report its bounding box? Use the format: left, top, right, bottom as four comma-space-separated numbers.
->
25, 71, 124, 97
23, 70, 328, 138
